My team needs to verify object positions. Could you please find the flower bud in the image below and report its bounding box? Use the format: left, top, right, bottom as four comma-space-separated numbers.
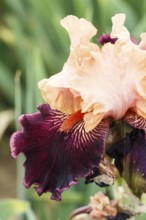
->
107, 129, 146, 197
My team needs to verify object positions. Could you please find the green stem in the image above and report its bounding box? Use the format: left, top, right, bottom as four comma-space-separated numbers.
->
106, 185, 116, 200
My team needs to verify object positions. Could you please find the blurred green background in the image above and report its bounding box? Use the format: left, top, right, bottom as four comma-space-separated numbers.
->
1, 0, 146, 219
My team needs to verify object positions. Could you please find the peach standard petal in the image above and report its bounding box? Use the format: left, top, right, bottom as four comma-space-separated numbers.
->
38, 14, 146, 132
60, 15, 97, 48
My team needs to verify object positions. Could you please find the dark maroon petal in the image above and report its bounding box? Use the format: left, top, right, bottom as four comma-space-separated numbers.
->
98, 34, 117, 45
107, 129, 146, 196
98, 34, 138, 46
10, 104, 109, 201
124, 111, 146, 134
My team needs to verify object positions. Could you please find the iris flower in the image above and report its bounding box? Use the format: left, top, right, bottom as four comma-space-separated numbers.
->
10, 13, 146, 201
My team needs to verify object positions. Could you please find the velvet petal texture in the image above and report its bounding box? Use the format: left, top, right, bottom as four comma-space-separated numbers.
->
108, 129, 146, 196
10, 104, 109, 200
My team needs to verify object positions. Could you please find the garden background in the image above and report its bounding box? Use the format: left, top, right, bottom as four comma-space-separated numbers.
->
1, 0, 146, 219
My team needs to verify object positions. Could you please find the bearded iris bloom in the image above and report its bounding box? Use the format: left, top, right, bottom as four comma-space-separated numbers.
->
10, 14, 146, 201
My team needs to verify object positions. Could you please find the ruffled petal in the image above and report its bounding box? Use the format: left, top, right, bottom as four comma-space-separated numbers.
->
60, 15, 97, 48
139, 33, 146, 50
10, 104, 109, 201
38, 14, 146, 132
107, 129, 146, 196
111, 14, 130, 41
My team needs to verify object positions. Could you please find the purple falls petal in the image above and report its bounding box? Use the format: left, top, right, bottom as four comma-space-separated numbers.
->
107, 128, 146, 196
10, 104, 109, 201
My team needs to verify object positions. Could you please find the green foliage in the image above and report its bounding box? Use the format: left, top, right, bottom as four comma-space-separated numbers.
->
1, 0, 146, 219
0, 199, 36, 220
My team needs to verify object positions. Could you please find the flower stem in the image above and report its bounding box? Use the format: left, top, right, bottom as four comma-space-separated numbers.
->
106, 185, 116, 200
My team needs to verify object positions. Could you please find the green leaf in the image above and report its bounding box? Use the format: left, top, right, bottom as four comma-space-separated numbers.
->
5, 0, 27, 20
132, 13, 146, 39
96, 0, 137, 34
0, 109, 14, 141
0, 199, 31, 220
0, 62, 14, 104
135, 213, 146, 220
